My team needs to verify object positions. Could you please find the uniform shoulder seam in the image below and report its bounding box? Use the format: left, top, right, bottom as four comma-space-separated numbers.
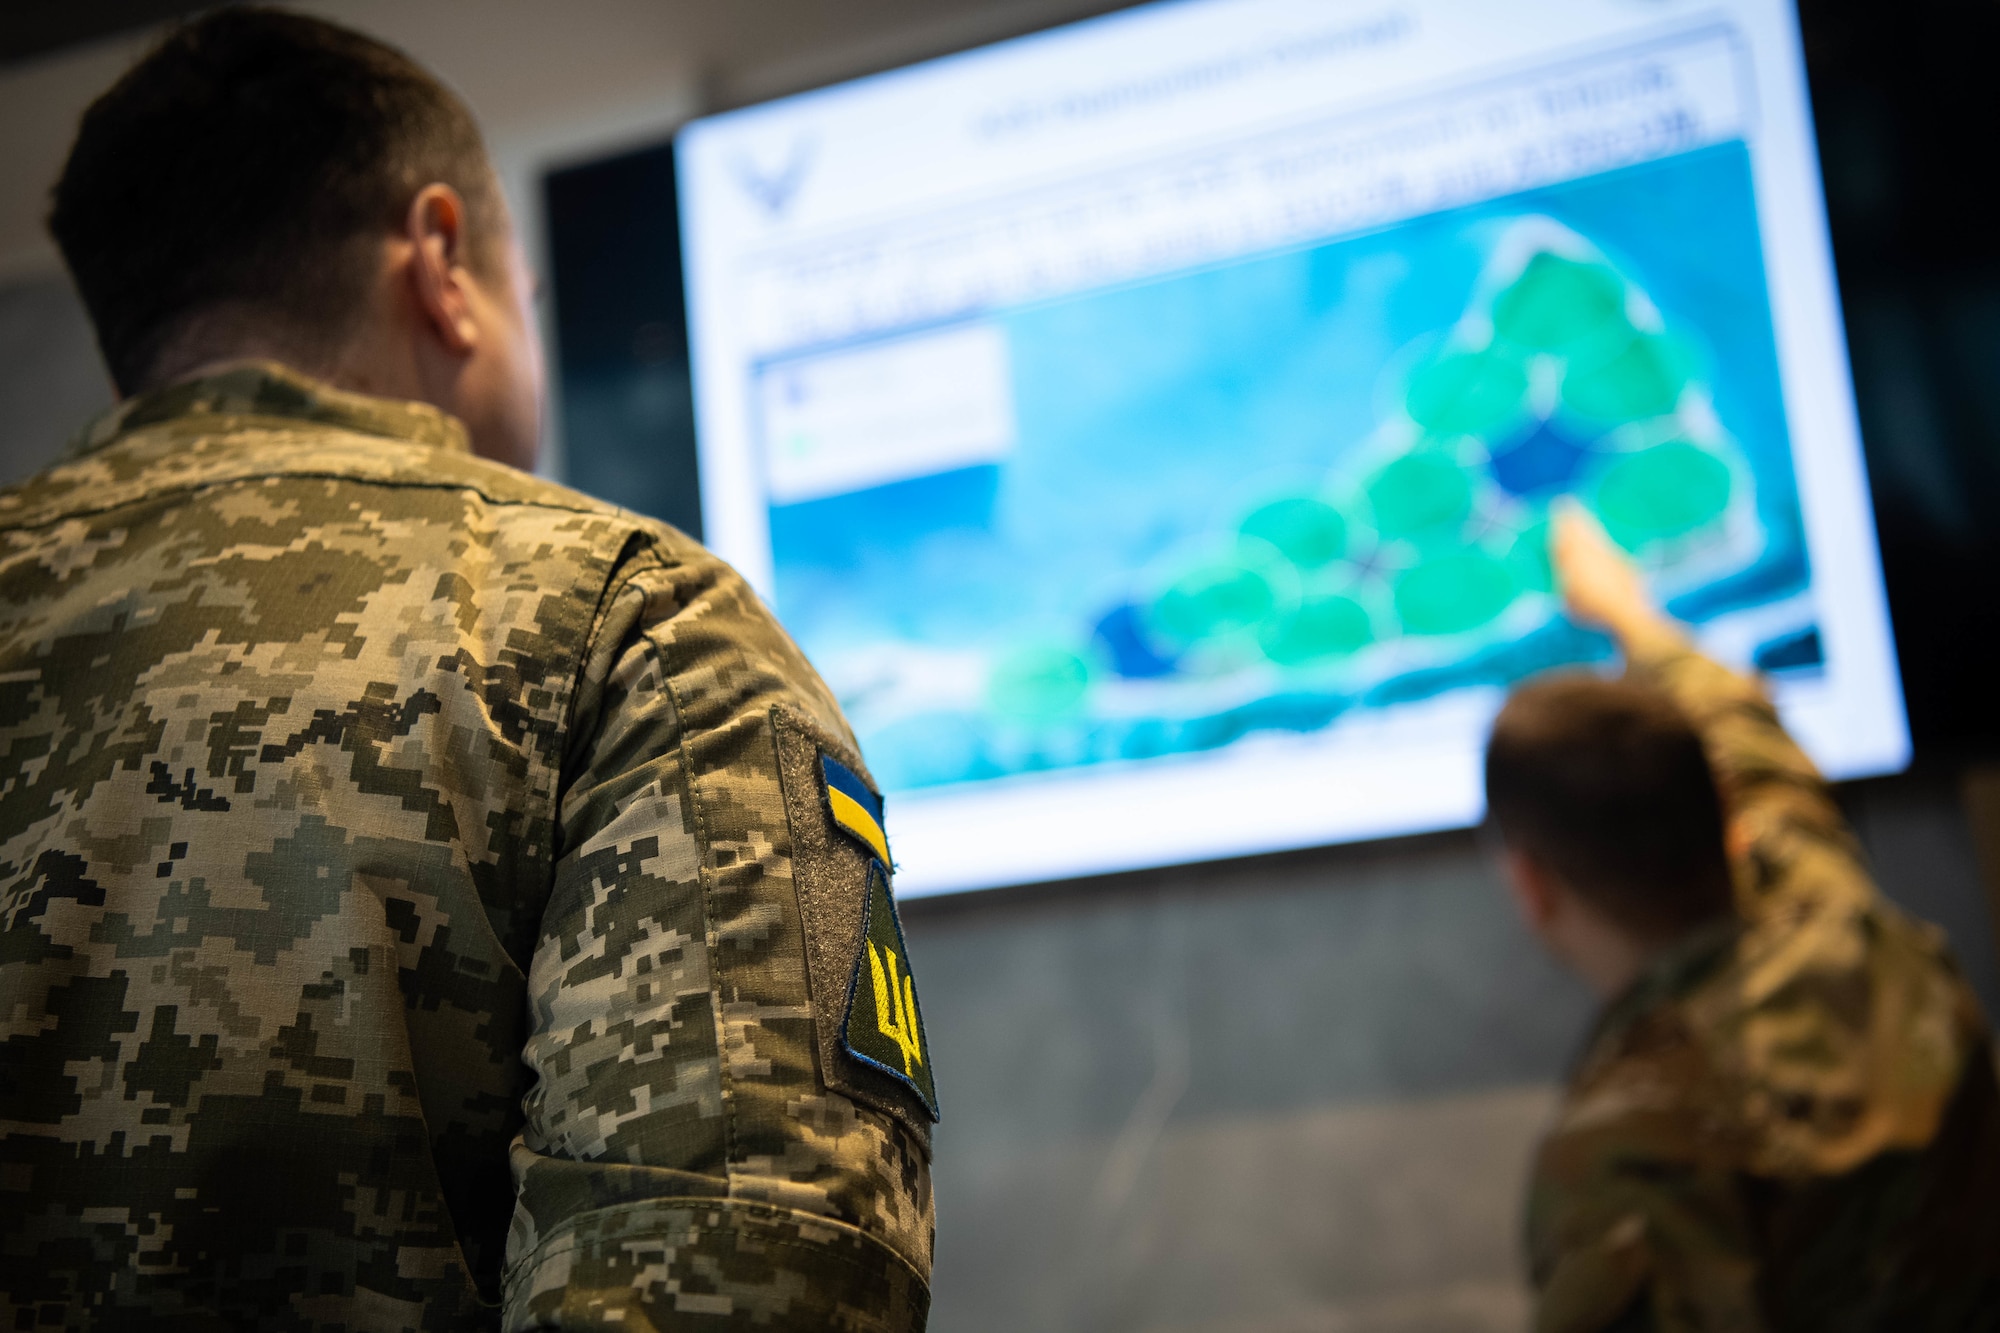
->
0, 458, 664, 537
554, 537, 684, 769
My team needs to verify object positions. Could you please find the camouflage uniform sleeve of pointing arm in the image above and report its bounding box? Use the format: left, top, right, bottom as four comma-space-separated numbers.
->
502, 543, 934, 1331
1622, 643, 1870, 918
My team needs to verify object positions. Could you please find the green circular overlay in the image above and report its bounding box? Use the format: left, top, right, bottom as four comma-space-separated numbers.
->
988, 647, 1091, 718
1240, 497, 1347, 569
1505, 519, 1555, 594
1152, 563, 1275, 644
1492, 253, 1629, 352
1561, 333, 1689, 424
1405, 349, 1529, 437
1367, 453, 1474, 539
1259, 595, 1373, 666
1393, 549, 1517, 635
1594, 442, 1732, 549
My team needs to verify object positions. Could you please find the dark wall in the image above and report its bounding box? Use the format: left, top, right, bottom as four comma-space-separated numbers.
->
904, 832, 1581, 1332
543, 142, 703, 541
900, 784, 2000, 1331
0, 272, 110, 483
1799, 0, 2000, 755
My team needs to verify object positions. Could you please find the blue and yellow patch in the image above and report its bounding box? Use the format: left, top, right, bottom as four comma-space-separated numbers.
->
819, 753, 936, 1118
821, 753, 892, 870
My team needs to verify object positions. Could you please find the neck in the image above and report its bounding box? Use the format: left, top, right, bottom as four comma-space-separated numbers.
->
1554, 904, 1684, 1001
133, 281, 428, 408
147, 341, 423, 404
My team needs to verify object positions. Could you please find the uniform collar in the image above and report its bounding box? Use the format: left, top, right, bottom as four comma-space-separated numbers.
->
1581, 912, 1742, 1060
64, 360, 473, 460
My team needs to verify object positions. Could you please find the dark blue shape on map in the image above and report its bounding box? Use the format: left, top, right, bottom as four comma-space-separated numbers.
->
1668, 546, 1811, 624
1488, 420, 1593, 496
1094, 603, 1179, 678
1753, 625, 1824, 673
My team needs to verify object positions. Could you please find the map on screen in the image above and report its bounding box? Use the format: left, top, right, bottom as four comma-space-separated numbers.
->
678, 0, 1906, 894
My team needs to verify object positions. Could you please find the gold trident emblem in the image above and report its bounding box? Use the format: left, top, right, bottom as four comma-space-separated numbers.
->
867, 940, 924, 1077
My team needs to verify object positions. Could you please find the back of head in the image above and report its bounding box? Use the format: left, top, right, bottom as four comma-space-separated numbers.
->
1485, 672, 1735, 940
50, 7, 505, 395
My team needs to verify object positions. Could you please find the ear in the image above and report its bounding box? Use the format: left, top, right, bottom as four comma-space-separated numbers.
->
1503, 848, 1562, 931
403, 183, 480, 357
1725, 814, 1754, 865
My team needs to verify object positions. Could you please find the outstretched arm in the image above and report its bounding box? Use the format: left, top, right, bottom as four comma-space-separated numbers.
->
1548, 505, 1869, 915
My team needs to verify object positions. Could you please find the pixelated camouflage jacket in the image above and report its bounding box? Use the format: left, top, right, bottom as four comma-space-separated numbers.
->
0, 363, 936, 1331
1526, 646, 2000, 1333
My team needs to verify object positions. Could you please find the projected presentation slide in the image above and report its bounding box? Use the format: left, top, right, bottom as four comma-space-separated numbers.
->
677, 0, 1907, 895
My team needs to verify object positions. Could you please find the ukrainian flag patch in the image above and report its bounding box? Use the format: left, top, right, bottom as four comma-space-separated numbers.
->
821, 753, 892, 870
818, 751, 936, 1117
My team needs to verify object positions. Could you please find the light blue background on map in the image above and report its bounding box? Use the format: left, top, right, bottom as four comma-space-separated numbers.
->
767, 142, 1806, 791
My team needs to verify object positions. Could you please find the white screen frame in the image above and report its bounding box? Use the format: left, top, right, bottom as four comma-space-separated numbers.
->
677, 0, 1907, 896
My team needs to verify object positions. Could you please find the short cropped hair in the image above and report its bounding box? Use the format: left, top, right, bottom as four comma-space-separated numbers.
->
1485, 672, 1735, 939
49, 8, 506, 394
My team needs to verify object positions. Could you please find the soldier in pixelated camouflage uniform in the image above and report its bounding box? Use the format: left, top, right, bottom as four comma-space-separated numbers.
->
0, 12, 935, 1330
1489, 509, 2000, 1332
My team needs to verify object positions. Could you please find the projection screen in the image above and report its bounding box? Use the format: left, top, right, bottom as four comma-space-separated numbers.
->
676, 0, 1907, 895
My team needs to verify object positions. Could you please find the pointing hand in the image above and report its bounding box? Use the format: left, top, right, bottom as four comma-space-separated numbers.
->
1549, 501, 1683, 656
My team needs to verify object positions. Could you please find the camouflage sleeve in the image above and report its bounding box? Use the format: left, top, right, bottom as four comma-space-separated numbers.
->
1623, 643, 1871, 918
1528, 1086, 1769, 1333
501, 543, 933, 1331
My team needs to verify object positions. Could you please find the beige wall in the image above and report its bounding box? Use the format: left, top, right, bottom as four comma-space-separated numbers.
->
0, 0, 1132, 477
0, 0, 1134, 283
